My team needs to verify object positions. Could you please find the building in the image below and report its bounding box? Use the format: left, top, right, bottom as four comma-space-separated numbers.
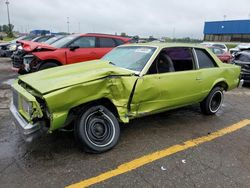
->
30, 30, 50, 35
204, 20, 250, 42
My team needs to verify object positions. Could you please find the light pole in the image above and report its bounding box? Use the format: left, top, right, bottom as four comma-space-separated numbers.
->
5, 0, 12, 35
67, 17, 70, 34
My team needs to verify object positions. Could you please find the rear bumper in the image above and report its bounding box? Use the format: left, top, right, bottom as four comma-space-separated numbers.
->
10, 103, 47, 142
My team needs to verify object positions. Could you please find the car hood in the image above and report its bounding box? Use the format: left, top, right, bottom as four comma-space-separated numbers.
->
18, 60, 134, 94
18, 40, 56, 52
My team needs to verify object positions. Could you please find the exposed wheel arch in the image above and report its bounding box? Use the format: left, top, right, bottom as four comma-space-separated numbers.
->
213, 81, 229, 91
39, 59, 62, 68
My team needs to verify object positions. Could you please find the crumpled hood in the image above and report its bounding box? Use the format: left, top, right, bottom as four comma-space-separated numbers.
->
18, 60, 134, 94
18, 40, 56, 52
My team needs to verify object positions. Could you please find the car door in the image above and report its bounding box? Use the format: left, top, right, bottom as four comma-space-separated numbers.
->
131, 47, 203, 116
65, 36, 97, 64
194, 48, 222, 96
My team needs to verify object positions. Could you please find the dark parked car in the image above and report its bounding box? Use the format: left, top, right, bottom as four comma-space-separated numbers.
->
0, 35, 37, 57
233, 51, 250, 84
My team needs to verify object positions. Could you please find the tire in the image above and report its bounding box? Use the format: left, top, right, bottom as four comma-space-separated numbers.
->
74, 105, 120, 153
39, 62, 58, 70
200, 87, 224, 115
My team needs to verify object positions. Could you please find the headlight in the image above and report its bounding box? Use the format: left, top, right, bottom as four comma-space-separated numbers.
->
18, 45, 23, 50
8, 44, 17, 51
23, 55, 35, 72
21, 97, 33, 116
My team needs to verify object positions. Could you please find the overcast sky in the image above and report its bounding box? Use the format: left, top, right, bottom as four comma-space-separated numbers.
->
0, 0, 250, 38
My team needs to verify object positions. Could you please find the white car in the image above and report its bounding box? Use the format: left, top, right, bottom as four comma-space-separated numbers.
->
201, 42, 228, 53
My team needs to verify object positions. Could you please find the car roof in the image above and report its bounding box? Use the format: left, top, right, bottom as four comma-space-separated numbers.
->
120, 42, 207, 49
78, 33, 132, 41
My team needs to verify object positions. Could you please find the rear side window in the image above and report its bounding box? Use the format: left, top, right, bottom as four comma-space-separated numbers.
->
70, 37, 95, 48
195, 49, 217, 69
99, 37, 116, 47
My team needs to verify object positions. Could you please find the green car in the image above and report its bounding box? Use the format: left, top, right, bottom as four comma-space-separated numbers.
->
10, 43, 242, 153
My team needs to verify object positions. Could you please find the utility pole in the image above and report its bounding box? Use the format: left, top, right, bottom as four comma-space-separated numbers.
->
5, 0, 12, 36
67, 17, 70, 34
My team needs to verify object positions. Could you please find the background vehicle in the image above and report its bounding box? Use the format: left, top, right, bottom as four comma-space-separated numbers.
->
233, 50, 250, 83
208, 46, 232, 63
13, 33, 132, 74
0, 35, 37, 57
43, 35, 65, 45
11, 35, 64, 72
201, 42, 228, 53
229, 43, 250, 54
10, 43, 241, 153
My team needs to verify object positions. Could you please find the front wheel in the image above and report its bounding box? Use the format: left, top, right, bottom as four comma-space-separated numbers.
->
74, 105, 120, 153
200, 87, 224, 115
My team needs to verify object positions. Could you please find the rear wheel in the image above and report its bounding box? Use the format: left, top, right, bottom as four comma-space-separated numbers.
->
39, 62, 58, 70
200, 87, 224, 115
74, 105, 120, 153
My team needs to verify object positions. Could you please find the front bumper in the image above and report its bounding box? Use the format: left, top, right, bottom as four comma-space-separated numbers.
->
10, 102, 47, 142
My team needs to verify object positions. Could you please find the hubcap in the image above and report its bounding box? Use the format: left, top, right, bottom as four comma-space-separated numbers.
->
209, 91, 223, 113
84, 110, 115, 147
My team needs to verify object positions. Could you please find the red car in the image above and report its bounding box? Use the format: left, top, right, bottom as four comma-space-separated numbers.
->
14, 33, 133, 73
208, 46, 232, 63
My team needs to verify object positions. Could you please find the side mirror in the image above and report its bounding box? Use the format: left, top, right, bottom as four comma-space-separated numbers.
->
69, 45, 80, 51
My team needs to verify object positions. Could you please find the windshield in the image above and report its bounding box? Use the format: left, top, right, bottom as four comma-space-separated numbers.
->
51, 35, 78, 48
102, 46, 156, 72
44, 36, 64, 44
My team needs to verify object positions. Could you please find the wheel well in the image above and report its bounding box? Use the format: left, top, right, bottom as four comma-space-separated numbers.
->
214, 81, 228, 91
42, 59, 62, 66
69, 98, 119, 119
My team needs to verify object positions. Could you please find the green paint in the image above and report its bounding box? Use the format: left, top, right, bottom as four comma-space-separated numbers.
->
11, 43, 241, 132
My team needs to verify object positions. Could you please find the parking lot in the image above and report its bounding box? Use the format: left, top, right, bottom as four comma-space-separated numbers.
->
0, 57, 250, 188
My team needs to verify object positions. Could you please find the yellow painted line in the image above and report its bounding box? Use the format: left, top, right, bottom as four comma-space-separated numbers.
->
66, 119, 250, 188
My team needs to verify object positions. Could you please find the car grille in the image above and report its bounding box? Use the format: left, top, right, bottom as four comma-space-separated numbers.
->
12, 50, 25, 68
12, 89, 19, 109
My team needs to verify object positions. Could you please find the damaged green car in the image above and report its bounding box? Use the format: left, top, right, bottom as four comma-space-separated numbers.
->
10, 43, 242, 153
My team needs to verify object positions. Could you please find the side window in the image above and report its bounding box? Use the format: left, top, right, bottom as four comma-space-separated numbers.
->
195, 49, 217, 69
70, 37, 95, 48
99, 37, 116, 47
147, 47, 195, 74
211, 48, 223, 55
